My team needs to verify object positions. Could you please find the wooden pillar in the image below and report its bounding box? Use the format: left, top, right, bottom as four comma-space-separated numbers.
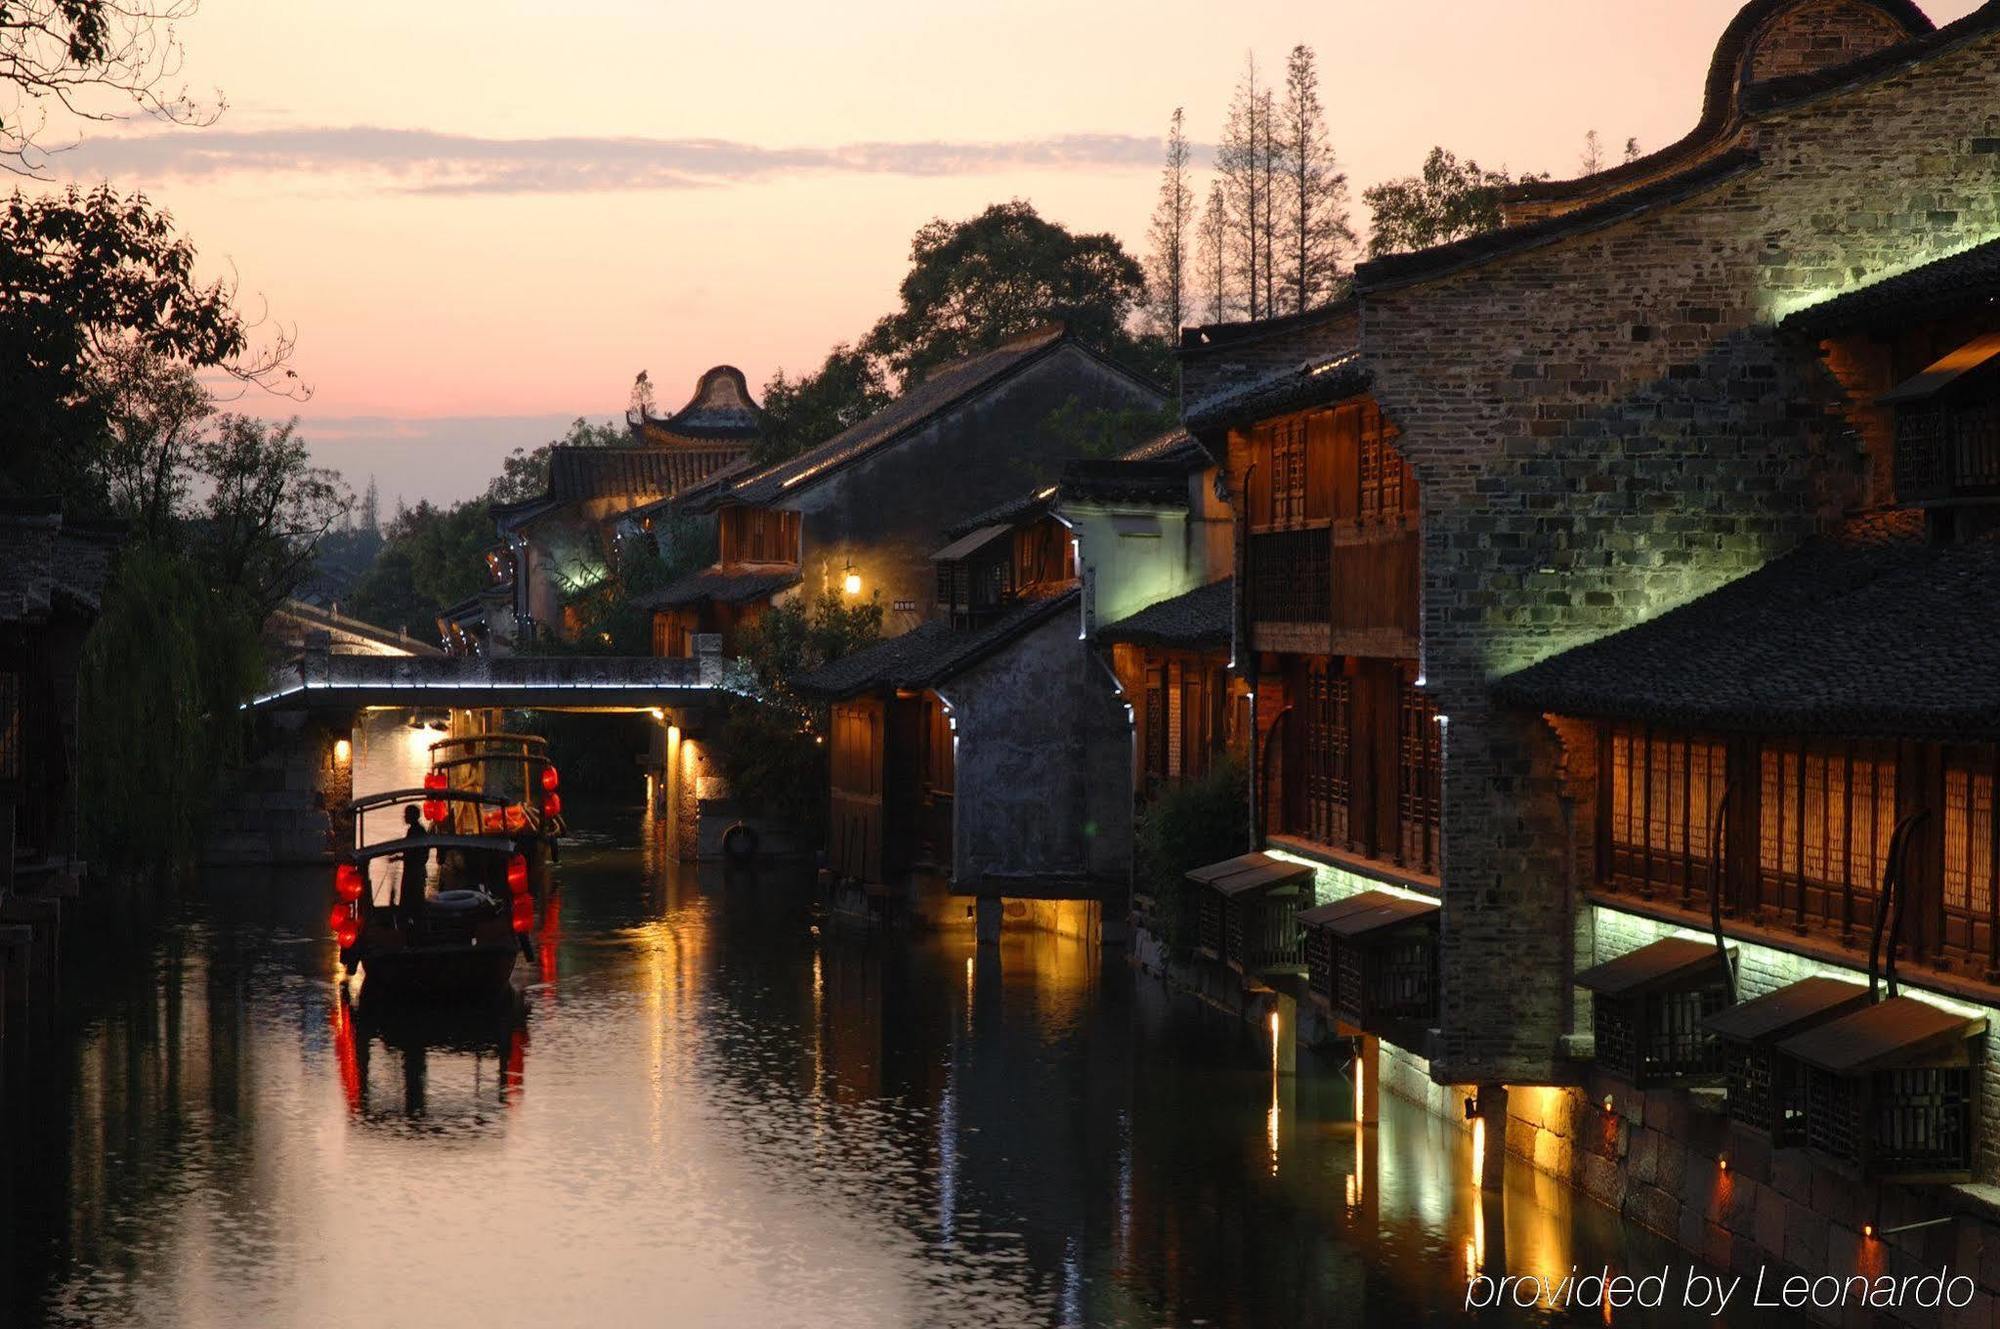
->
975, 896, 1003, 944
1476, 1083, 1508, 1191
1354, 1033, 1381, 1124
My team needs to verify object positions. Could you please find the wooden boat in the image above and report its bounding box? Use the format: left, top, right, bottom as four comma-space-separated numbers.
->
329, 735, 567, 1002
425, 732, 565, 894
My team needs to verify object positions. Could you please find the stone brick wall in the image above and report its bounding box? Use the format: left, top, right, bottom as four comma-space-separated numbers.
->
1360, 18, 2000, 1084
1744, 0, 1915, 84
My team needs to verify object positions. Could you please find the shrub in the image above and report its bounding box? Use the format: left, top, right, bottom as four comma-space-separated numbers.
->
1134, 757, 1248, 957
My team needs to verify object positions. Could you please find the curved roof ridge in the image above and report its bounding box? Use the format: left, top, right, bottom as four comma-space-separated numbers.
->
1505, 0, 1934, 216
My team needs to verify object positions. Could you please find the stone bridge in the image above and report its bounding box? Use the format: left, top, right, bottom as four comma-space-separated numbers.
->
219, 644, 746, 865
246, 645, 744, 713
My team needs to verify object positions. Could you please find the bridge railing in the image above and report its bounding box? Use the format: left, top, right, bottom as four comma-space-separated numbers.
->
248, 646, 741, 709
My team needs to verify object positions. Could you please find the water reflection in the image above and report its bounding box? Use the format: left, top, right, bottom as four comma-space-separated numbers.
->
1, 810, 1808, 1328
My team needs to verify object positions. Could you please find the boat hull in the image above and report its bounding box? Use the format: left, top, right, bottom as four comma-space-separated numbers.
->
358, 941, 519, 1001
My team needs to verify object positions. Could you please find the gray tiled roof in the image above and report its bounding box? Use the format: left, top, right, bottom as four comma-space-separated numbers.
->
634, 565, 801, 610
1097, 578, 1233, 652
1060, 458, 1192, 509
0, 509, 121, 624
1182, 351, 1372, 433
1781, 235, 2000, 337
1495, 510, 2000, 740
692, 325, 1077, 510
797, 589, 1080, 699
1118, 427, 1204, 465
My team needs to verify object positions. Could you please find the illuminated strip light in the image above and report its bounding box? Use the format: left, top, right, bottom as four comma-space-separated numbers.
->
242, 676, 724, 710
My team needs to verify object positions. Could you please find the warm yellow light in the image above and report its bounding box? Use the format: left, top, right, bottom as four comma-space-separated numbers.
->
1470, 1116, 1486, 1186
1353, 1053, 1366, 1123
333, 738, 352, 764
1717, 1155, 1728, 1172
649, 707, 666, 720
843, 570, 862, 596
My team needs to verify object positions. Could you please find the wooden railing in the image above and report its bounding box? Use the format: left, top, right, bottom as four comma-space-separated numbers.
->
1896, 401, 2000, 503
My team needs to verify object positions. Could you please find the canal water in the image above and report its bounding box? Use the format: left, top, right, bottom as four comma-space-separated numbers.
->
0, 722, 1809, 1328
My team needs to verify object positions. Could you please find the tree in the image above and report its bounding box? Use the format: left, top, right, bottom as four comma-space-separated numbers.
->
1144, 107, 1195, 337
1277, 44, 1354, 314
1217, 55, 1276, 320
1363, 147, 1544, 258
1624, 136, 1643, 164
347, 499, 497, 633
1, 0, 221, 176
193, 414, 349, 615
0, 184, 297, 503
359, 475, 380, 535
1581, 129, 1605, 176
487, 416, 625, 505
719, 589, 884, 832
862, 200, 1151, 386
92, 342, 211, 543
758, 344, 892, 464
628, 369, 655, 420
1196, 181, 1229, 325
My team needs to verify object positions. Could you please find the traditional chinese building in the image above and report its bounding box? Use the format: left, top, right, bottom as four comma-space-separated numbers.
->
800, 426, 1241, 943
486, 365, 758, 648
640, 324, 1166, 654
0, 503, 121, 1030
1172, 0, 2000, 1293
1075, 430, 1241, 795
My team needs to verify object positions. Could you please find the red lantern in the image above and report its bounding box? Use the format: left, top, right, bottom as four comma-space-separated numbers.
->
328, 902, 352, 936
424, 770, 447, 792
504, 805, 527, 833
541, 765, 560, 792
335, 919, 360, 949
422, 799, 448, 823
506, 853, 530, 895
483, 808, 504, 833
542, 793, 562, 820
511, 894, 535, 934
335, 862, 364, 902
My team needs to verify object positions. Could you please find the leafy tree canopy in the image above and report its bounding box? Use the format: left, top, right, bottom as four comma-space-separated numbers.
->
1362, 147, 1545, 258
487, 416, 625, 505
863, 200, 1164, 387
756, 344, 891, 466
0, 185, 297, 502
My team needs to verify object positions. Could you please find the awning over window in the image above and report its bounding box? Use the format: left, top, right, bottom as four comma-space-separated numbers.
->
1704, 976, 1868, 1047
1574, 936, 1732, 997
1298, 889, 1437, 937
1186, 851, 1315, 898
1876, 330, 2000, 405
928, 524, 1012, 562
1778, 995, 1986, 1075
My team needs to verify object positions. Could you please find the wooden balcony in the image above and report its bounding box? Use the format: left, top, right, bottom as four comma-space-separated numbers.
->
1895, 400, 2000, 504
1245, 528, 1329, 625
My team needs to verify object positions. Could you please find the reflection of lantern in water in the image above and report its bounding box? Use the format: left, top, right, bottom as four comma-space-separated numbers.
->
505, 1026, 527, 1106
539, 889, 561, 984
330, 995, 362, 1114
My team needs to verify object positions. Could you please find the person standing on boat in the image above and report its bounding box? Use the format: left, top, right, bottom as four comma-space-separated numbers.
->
399, 804, 431, 922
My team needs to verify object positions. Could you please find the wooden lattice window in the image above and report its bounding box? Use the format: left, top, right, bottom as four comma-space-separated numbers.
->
1604, 725, 1728, 901
1271, 418, 1308, 527
1758, 739, 1896, 934
1300, 662, 1351, 847
1942, 748, 1998, 965
1944, 753, 1997, 921
1397, 683, 1441, 874
0, 671, 17, 782
1143, 669, 1167, 788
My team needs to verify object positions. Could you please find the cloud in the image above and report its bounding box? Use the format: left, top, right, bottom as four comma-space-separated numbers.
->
51, 125, 1179, 194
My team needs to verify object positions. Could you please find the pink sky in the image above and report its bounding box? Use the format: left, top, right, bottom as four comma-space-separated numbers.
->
39, 0, 1986, 507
